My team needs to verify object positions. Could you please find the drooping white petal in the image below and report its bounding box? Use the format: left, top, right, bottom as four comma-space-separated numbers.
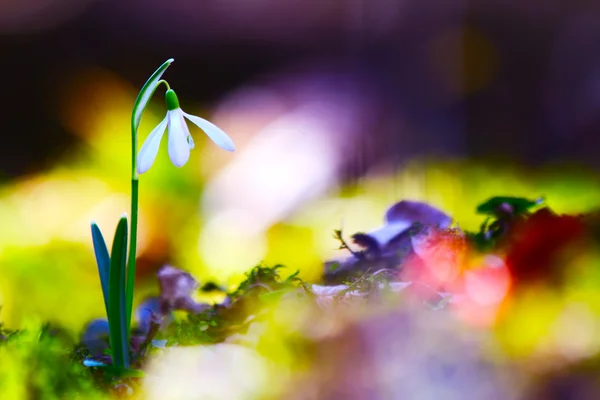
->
182, 111, 235, 152
137, 116, 168, 174
167, 109, 192, 167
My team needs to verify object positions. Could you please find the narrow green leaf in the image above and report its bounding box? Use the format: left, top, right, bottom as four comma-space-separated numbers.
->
132, 58, 174, 138
91, 222, 110, 319
108, 216, 130, 368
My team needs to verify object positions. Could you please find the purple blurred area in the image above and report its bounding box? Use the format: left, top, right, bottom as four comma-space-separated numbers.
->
2, 0, 600, 178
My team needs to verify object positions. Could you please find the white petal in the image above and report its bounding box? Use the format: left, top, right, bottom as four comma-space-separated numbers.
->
182, 111, 235, 152
167, 109, 191, 167
137, 116, 168, 174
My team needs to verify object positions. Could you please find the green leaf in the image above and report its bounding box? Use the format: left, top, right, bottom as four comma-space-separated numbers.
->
91, 222, 110, 319
284, 270, 300, 284
108, 216, 130, 368
476, 196, 543, 216
131, 58, 174, 138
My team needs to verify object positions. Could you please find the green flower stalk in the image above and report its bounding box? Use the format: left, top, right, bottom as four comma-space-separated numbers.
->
89, 58, 235, 371
127, 58, 176, 335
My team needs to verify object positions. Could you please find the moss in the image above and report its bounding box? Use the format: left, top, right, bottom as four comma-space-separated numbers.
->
0, 324, 105, 399
162, 264, 303, 346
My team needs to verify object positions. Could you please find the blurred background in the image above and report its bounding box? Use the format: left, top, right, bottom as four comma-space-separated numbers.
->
2, 0, 600, 332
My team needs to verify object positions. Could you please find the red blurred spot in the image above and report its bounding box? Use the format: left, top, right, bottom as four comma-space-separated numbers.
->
403, 227, 467, 290
505, 208, 587, 286
464, 261, 511, 306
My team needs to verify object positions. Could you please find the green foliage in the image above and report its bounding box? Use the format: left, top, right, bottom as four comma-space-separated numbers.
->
87, 58, 178, 375
107, 216, 130, 369
341, 270, 394, 296
89, 216, 132, 372
164, 265, 302, 346
126, 58, 174, 351
231, 264, 302, 299
91, 223, 110, 319
131, 58, 174, 142
127, 180, 139, 336
0, 323, 19, 343
468, 195, 544, 251
476, 196, 543, 216
333, 229, 364, 259
0, 325, 104, 399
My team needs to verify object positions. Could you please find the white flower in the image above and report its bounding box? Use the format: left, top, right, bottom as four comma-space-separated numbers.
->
137, 89, 235, 174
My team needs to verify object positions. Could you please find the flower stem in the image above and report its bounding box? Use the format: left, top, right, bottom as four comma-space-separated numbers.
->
127, 85, 140, 334
157, 79, 171, 91
126, 177, 138, 334
127, 107, 139, 334
126, 59, 174, 337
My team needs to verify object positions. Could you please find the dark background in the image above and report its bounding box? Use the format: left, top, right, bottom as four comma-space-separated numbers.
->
2, 0, 600, 179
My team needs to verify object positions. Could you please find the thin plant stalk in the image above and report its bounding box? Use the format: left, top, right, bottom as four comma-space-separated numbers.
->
127, 96, 140, 334
126, 178, 138, 333
126, 59, 174, 333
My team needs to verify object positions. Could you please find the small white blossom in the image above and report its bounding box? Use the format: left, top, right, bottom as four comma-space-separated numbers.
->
137, 89, 235, 174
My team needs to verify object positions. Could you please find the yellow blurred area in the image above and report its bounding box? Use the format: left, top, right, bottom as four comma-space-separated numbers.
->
0, 328, 106, 399
1, 65, 600, 340
0, 345, 27, 400
495, 249, 600, 366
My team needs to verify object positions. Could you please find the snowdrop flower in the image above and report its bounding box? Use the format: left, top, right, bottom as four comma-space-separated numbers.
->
137, 89, 235, 174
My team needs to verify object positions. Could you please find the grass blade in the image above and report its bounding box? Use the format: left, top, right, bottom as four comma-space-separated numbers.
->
91, 222, 110, 318
108, 216, 130, 368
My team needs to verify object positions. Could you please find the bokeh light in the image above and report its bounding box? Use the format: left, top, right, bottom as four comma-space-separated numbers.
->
4, 1, 600, 398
